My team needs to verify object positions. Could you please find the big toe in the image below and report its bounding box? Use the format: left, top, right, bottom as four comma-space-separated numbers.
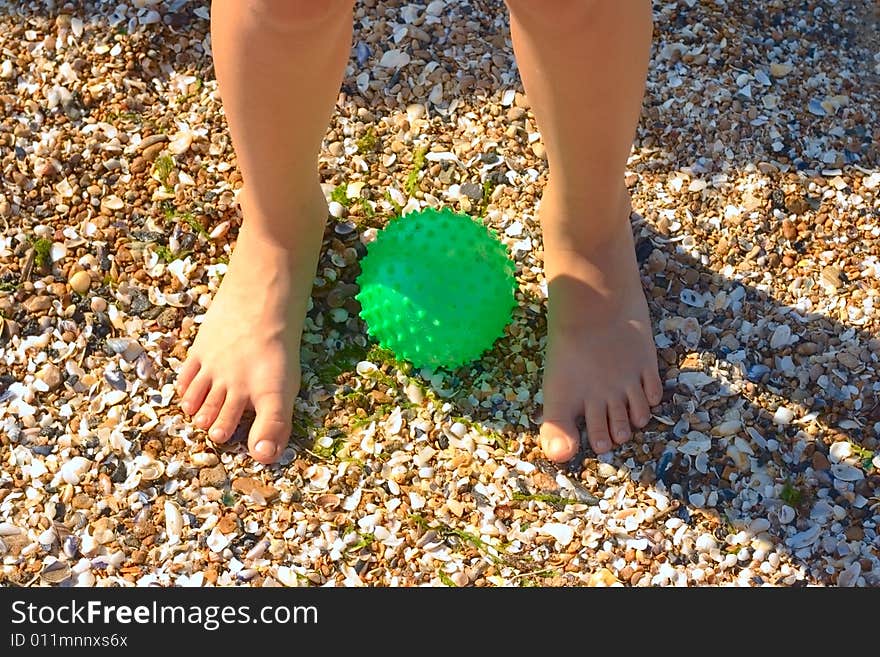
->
247, 393, 292, 464
539, 419, 581, 463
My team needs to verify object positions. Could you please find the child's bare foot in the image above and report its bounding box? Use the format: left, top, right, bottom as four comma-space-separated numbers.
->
174, 190, 326, 464
539, 184, 663, 462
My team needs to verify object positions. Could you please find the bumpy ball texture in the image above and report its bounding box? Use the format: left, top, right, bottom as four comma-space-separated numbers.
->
356, 207, 517, 369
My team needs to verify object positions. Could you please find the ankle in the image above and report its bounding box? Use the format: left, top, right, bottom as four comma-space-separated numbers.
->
540, 181, 632, 249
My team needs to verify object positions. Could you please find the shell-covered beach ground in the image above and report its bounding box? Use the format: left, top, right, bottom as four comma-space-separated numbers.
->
1, 0, 879, 587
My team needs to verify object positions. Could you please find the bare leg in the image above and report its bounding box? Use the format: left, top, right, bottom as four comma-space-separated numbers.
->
176, 1, 354, 463
505, 0, 663, 461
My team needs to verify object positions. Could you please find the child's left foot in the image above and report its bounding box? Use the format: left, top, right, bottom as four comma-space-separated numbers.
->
539, 184, 663, 462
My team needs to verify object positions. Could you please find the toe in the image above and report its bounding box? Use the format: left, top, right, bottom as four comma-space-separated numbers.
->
194, 386, 226, 429
539, 418, 581, 463
208, 394, 248, 444
642, 368, 663, 407
607, 398, 631, 444
247, 392, 292, 464
585, 403, 613, 454
175, 357, 201, 396
627, 384, 651, 428
180, 373, 212, 416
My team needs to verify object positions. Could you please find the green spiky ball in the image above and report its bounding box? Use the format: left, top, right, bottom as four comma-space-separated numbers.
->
355, 207, 517, 369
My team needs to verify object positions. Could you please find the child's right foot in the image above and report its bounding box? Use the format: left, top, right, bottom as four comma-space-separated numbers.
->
174, 190, 326, 464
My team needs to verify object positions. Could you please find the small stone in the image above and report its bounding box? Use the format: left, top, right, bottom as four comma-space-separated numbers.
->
811, 451, 830, 471
781, 219, 797, 240
130, 157, 147, 174
796, 342, 819, 356
157, 307, 180, 329
844, 526, 864, 541
36, 363, 62, 390
142, 143, 164, 162
199, 464, 228, 488
24, 295, 53, 313
819, 266, 843, 292
68, 270, 91, 295
460, 182, 483, 201
531, 142, 546, 159
769, 63, 793, 77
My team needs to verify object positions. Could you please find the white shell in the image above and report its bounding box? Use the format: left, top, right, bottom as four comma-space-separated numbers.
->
831, 463, 864, 482
164, 501, 182, 543
60, 456, 91, 485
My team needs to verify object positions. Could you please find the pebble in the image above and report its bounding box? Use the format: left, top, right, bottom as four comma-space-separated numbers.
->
36, 363, 62, 390
199, 464, 228, 489
68, 270, 91, 294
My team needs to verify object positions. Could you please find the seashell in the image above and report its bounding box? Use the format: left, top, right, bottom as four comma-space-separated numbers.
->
61, 456, 91, 485
678, 371, 715, 389
355, 42, 371, 66
206, 528, 230, 553
328, 201, 345, 218
163, 292, 192, 308
342, 488, 362, 511
315, 494, 341, 510
838, 562, 861, 588
754, 69, 771, 86
778, 505, 796, 524
384, 407, 403, 435
39, 527, 58, 549
356, 360, 378, 376
137, 455, 165, 481
40, 559, 72, 584
104, 368, 127, 391
62, 535, 80, 558
334, 221, 356, 236
769, 324, 792, 349
711, 419, 741, 436
50, 242, 68, 262
678, 289, 706, 308
164, 501, 182, 542
746, 363, 770, 382
831, 463, 864, 482
209, 220, 230, 240
245, 539, 269, 561
748, 518, 771, 534
677, 431, 711, 455
276, 566, 301, 587
0, 523, 22, 537
135, 353, 156, 381
378, 49, 410, 69
540, 523, 574, 546
100, 195, 124, 211
103, 389, 127, 407
786, 524, 821, 549
168, 129, 193, 155
828, 441, 852, 463
772, 406, 795, 425
408, 491, 426, 510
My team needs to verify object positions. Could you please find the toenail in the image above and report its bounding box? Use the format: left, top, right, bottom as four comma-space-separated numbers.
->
596, 439, 611, 451
255, 440, 275, 458
182, 403, 193, 414
195, 414, 207, 425
616, 429, 629, 439
209, 427, 225, 441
